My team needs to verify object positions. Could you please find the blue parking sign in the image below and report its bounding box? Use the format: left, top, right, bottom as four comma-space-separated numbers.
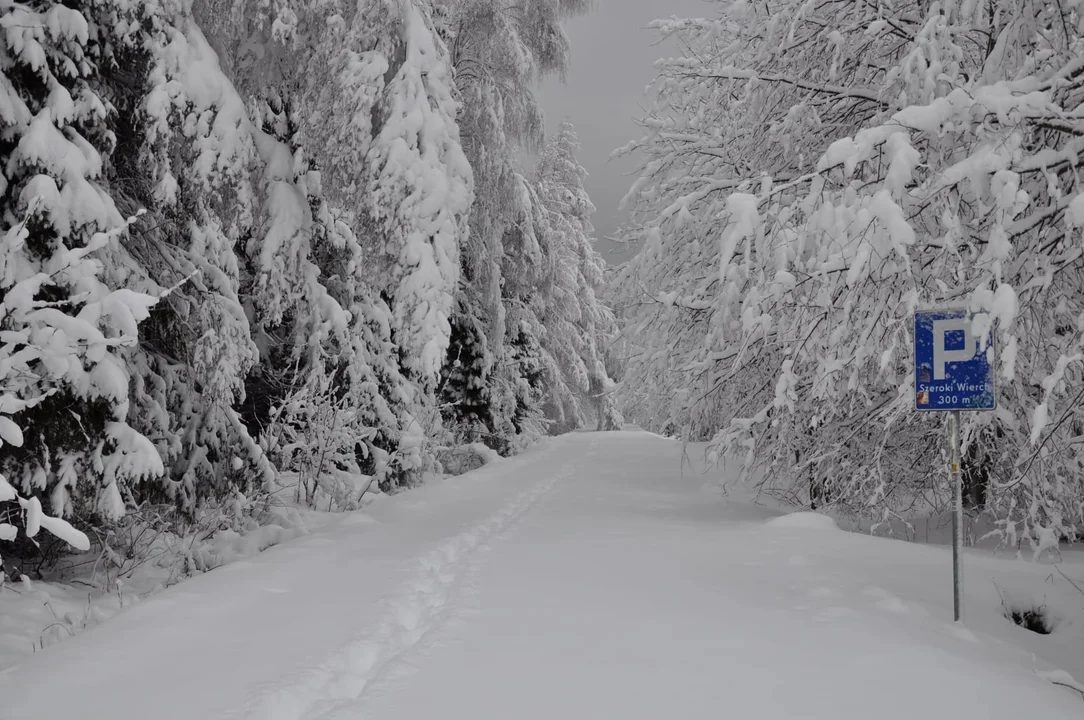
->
914, 308, 995, 412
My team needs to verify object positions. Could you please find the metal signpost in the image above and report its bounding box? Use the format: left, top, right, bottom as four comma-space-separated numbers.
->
913, 308, 995, 623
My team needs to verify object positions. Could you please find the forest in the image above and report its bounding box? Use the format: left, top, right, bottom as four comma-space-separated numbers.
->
3, 0, 1084, 575
0, 0, 619, 566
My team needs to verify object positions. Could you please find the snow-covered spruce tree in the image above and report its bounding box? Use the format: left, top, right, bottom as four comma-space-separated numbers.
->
78, 0, 286, 511
189, 0, 474, 490
299, 0, 472, 487
434, 0, 591, 453
179, 0, 393, 493
286, 0, 470, 386
615, 0, 1084, 548
232, 91, 377, 504
0, 223, 154, 566
0, 0, 163, 550
535, 122, 620, 432
498, 172, 549, 439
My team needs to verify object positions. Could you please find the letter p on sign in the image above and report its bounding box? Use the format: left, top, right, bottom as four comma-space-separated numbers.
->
932, 317, 975, 380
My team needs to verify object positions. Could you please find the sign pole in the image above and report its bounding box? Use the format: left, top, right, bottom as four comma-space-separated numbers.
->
949, 409, 963, 623
916, 308, 993, 624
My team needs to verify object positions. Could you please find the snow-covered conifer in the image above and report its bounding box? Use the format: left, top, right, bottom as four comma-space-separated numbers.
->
434, 0, 591, 451
0, 0, 163, 529
536, 122, 621, 432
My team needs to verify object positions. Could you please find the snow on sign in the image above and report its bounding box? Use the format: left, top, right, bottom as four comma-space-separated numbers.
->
913, 308, 995, 412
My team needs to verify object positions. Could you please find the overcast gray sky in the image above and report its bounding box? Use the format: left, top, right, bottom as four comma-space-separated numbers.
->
535, 0, 713, 264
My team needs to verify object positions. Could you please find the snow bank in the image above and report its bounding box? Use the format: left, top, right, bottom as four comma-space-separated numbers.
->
766, 511, 840, 531
435, 442, 504, 476
0, 499, 315, 671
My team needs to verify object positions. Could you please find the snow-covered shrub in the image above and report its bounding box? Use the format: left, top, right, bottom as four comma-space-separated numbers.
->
73, 487, 306, 590
434, 441, 502, 476
257, 362, 380, 510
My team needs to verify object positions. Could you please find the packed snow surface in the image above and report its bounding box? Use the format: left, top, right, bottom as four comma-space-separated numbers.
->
1, 432, 1082, 719
765, 510, 840, 531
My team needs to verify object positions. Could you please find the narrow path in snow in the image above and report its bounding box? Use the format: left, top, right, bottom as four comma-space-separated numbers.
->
1, 432, 1082, 720
236, 459, 569, 720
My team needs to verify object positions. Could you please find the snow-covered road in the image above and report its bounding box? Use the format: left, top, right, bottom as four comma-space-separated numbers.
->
1, 432, 1081, 719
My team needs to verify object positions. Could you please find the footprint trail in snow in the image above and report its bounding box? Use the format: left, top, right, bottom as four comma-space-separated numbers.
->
231, 467, 567, 720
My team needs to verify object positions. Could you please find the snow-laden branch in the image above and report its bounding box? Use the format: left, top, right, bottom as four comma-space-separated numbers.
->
688, 66, 887, 107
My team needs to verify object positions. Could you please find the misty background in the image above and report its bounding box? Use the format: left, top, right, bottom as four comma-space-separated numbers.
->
535, 0, 712, 265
